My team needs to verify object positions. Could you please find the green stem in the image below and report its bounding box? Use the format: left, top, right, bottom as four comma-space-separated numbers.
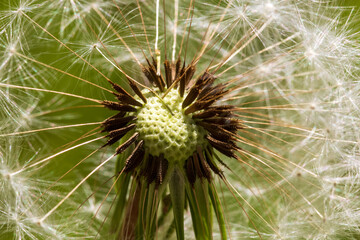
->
169, 167, 185, 240
209, 182, 227, 240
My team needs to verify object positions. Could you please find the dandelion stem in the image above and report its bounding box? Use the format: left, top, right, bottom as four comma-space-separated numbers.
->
169, 167, 185, 240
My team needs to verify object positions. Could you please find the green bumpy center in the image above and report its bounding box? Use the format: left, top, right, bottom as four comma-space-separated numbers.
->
135, 89, 207, 163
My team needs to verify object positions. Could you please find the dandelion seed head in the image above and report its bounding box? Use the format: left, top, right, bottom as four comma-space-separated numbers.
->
135, 88, 207, 163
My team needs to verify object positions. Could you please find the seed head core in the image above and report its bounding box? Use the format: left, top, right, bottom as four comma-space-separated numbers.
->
135, 89, 207, 163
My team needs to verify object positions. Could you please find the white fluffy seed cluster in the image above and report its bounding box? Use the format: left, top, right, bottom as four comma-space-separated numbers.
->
135, 89, 207, 163
1, 0, 360, 239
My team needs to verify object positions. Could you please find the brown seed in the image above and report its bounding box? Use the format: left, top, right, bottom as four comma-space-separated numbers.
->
123, 140, 145, 173
101, 100, 137, 112
192, 152, 204, 179
197, 148, 212, 181
185, 157, 196, 185
115, 92, 143, 107
179, 64, 196, 97
197, 121, 234, 142
182, 71, 215, 108
101, 116, 137, 132
146, 155, 158, 184
206, 135, 238, 158
156, 155, 168, 186
185, 99, 216, 115
127, 77, 147, 103
164, 60, 173, 88
106, 123, 136, 139
115, 132, 139, 154
142, 61, 165, 91
204, 150, 223, 176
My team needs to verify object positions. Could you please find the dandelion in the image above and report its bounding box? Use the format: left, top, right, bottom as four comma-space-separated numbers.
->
0, 0, 359, 239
